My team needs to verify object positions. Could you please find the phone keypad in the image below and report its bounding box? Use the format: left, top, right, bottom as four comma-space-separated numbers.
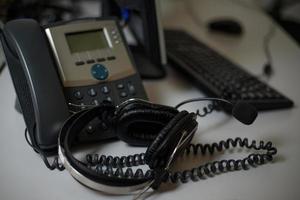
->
66, 74, 147, 143
65, 74, 147, 115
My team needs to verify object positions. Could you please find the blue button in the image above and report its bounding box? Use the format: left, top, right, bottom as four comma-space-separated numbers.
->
91, 64, 109, 80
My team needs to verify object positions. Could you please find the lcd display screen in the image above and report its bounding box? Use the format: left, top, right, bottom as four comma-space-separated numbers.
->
66, 29, 109, 53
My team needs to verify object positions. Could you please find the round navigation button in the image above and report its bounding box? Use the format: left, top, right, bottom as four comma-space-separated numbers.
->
91, 64, 109, 80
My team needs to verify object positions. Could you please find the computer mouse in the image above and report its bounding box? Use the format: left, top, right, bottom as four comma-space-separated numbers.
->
207, 19, 243, 35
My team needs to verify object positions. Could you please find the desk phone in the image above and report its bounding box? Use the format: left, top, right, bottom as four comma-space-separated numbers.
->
45, 19, 146, 107
1, 18, 147, 154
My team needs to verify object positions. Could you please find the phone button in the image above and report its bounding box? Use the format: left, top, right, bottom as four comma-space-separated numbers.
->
88, 88, 97, 97
105, 96, 112, 102
120, 91, 127, 98
117, 83, 124, 89
74, 91, 83, 100
101, 86, 110, 94
128, 83, 136, 95
91, 99, 99, 106
75, 61, 85, 66
91, 64, 109, 80
107, 56, 116, 60
97, 58, 106, 62
87, 59, 95, 64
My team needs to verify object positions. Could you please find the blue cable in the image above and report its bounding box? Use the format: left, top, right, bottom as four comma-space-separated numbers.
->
121, 8, 130, 23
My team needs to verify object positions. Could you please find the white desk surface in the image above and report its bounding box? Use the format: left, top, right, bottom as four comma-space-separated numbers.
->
1, 0, 300, 199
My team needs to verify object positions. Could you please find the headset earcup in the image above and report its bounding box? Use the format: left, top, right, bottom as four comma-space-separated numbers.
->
145, 111, 188, 162
145, 111, 197, 169
117, 109, 177, 146
116, 100, 178, 146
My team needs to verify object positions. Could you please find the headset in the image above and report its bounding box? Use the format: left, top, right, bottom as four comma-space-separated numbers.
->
57, 97, 277, 197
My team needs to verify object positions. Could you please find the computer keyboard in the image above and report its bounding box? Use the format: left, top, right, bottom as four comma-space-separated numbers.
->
165, 29, 294, 111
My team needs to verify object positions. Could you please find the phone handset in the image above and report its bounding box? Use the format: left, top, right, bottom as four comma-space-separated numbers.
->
1, 19, 69, 154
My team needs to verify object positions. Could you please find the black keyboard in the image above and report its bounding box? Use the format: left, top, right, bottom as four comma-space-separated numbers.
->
165, 29, 293, 111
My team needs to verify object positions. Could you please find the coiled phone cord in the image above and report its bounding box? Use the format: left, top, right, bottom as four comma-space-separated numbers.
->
23, 99, 221, 172
24, 128, 65, 171
24, 100, 277, 189
24, 121, 277, 184
85, 137, 277, 185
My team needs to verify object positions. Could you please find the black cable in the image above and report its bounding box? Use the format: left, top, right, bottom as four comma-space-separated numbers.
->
85, 137, 277, 189
0, 25, 6, 75
24, 126, 277, 188
175, 97, 230, 109
175, 97, 224, 117
0, 61, 5, 74
22, 97, 272, 192
228, 0, 276, 79
262, 24, 276, 78
24, 128, 65, 171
